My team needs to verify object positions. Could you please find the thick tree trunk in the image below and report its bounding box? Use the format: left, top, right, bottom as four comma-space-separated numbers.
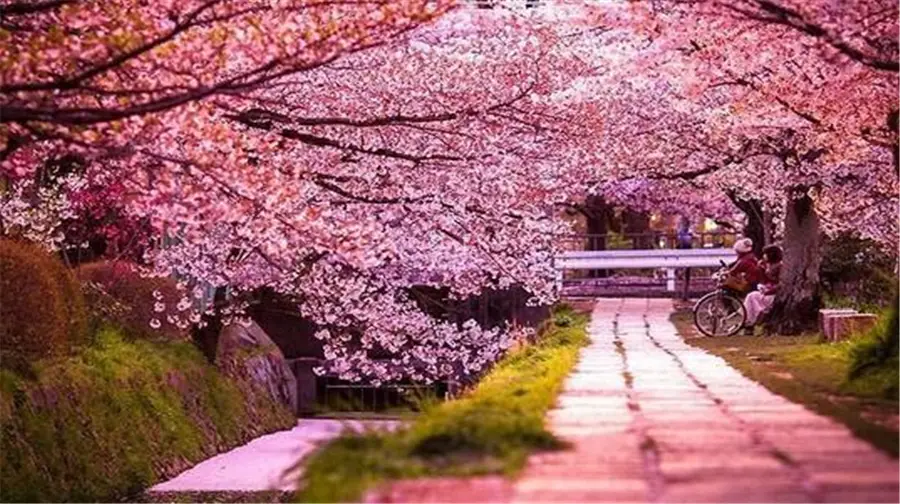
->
584, 195, 609, 248
765, 191, 822, 334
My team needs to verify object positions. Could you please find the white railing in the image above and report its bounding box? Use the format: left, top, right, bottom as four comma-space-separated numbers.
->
554, 248, 736, 292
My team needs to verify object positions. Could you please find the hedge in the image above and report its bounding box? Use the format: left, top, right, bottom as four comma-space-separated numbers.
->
0, 239, 88, 372
77, 260, 192, 342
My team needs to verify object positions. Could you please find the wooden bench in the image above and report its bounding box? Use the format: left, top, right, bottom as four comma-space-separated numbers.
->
554, 248, 735, 294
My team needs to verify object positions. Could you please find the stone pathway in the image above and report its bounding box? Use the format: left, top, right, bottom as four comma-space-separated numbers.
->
514, 298, 899, 503
148, 419, 399, 492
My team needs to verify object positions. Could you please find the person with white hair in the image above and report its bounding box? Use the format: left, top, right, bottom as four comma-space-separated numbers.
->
724, 237, 761, 294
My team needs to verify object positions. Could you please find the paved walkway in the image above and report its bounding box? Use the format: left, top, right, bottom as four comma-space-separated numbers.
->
148, 419, 399, 492
514, 298, 899, 503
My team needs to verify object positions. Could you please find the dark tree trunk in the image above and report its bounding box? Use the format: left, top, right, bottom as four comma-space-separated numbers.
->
727, 191, 766, 255
622, 209, 653, 249
192, 286, 228, 362
762, 208, 776, 245
765, 190, 822, 334
888, 109, 898, 176
582, 195, 612, 278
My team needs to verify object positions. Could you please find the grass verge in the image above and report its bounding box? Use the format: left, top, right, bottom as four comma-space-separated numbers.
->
295, 307, 589, 502
670, 308, 898, 457
139, 490, 294, 503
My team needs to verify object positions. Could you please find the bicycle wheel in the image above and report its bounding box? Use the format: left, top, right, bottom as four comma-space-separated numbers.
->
693, 292, 746, 337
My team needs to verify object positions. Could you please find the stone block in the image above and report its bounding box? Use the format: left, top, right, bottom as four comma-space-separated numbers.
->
826, 313, 879, 342
818, 309, 857, 339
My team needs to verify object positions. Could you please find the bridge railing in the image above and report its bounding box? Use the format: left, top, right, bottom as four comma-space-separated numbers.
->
555, 248, 736, 270
553, 232, 740, 298
556, 232, 738, 252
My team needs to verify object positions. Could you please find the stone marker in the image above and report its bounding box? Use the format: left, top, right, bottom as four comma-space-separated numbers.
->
825, 313, 879, 342
818, 309, 858, 339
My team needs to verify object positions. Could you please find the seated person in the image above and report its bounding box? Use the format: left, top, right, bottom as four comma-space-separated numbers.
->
725, 238, 761, 294
743, 244, 783, 335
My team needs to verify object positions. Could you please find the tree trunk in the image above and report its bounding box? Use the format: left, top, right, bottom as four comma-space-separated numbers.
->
192, 286, 228, 362
583, 195, 611, 278
761, 208, 776, 245
622, 209, 653, 249
888, 109, 898, 176
765, 190, 822, 334
727, 191, 766, 255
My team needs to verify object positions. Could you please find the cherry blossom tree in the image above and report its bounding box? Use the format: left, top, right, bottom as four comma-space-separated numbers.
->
133, 8, 605, 382
1, 0, 457, 265
1, 0, 451, 136
571, 0, 898, 331
3, 0, 896, 358
2, 1, 607, 382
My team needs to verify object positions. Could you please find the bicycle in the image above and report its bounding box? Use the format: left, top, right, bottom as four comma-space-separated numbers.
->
692, 262, 747, 337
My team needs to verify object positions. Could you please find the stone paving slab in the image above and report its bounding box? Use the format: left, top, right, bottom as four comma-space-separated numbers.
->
659, 479, 811, 503
367, 476, 514, 503
512, 298, 899, 503
516, 477, 648, 502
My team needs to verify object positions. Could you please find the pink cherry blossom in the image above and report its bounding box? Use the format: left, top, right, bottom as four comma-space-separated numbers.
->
2, 0, 897, 378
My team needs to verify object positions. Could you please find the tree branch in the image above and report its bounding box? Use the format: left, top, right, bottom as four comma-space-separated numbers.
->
721, 0, 899, 72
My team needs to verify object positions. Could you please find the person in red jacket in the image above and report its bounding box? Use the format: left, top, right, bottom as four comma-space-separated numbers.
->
743, 245, 784, 335
726, 238, 761, 292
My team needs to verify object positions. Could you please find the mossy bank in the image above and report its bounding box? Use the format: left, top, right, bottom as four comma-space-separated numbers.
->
0, 327, 295, 502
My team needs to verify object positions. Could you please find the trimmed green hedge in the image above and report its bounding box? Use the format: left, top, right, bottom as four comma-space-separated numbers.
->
297, 306, 589, 502
0, 327, 294, 502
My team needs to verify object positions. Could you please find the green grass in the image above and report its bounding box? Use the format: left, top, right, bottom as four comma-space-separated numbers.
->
822, 293, 887, 316
0, 327, 294, 502
140, 490, 294, 502
295, 308, 589, 502
670, 310, 898, 457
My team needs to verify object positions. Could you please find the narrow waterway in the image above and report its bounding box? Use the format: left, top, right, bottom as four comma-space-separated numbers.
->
148, 419, 400, 492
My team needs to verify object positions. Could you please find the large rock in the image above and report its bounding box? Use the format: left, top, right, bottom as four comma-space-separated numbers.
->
216, 321, 297, 413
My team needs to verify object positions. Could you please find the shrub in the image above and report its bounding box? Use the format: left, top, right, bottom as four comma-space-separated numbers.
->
76, 261, 193, 341
552, 302, 573, 315
51, 257, 90, 348
846, 297, 899, 399
553, 312, 573, 327
821, 234, 896, 309
0, 240, 88, 371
